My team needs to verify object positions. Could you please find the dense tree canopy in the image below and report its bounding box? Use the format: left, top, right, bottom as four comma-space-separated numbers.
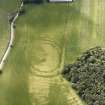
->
62, 46, 105, 105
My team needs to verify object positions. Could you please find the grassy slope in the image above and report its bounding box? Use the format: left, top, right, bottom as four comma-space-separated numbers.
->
0, 0, 19, 58
1, 0, 105, 105
0, 1, 85, 105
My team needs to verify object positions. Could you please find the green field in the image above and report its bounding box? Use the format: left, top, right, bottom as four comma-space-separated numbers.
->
65, 0, 105, 64
0, 0, 105, 105
0, 0, 20, 58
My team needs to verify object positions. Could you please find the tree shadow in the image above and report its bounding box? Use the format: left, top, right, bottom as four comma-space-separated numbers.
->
23, 0, 44, 4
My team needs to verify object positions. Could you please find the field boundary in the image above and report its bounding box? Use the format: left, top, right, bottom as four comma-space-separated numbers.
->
0, 2, 24, 71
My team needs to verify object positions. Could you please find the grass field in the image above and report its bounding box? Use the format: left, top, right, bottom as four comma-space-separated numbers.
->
0, 0, 105, 105
0, 0, 20, 59
65, 0, 105, 64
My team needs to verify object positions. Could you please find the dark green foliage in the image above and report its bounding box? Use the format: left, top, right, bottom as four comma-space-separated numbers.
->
19, 8, 25, 16
22, 0, 43, 4
0, 70, 2, 74
62, 46, 105, 105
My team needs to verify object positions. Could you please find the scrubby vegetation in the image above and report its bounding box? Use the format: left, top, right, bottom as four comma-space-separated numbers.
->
62, 46, 105, 105
8, 11, 18, 23
19, 8, 25, 16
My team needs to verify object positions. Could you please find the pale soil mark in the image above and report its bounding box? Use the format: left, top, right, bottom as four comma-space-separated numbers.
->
29, 76, 50, 105
91, 0, 105, 40
28, 40, 60, 105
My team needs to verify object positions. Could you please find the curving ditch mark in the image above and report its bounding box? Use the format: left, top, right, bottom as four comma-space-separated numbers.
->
30, 38, 62, 78
28, 36, 65, 105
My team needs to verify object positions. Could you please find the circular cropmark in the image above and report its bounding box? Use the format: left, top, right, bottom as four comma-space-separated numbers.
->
30, 37, 62, 78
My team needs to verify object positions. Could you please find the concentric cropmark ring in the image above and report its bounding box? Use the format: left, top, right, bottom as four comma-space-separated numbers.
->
31, 37, 62, 78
